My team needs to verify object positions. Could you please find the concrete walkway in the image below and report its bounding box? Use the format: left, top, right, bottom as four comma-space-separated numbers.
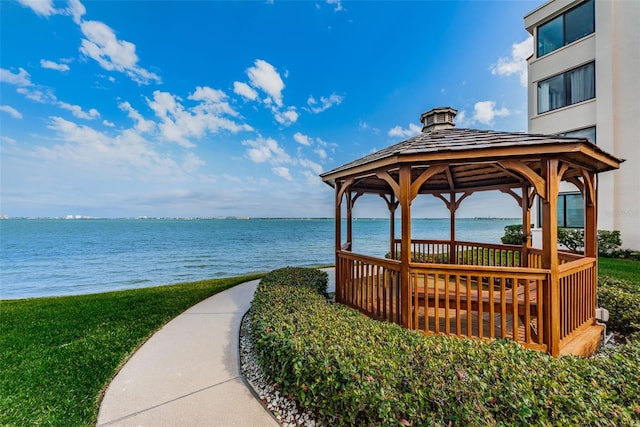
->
97, 268, 334, 427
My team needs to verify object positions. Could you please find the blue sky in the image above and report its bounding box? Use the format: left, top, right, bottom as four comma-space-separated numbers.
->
1, 0, 541, 218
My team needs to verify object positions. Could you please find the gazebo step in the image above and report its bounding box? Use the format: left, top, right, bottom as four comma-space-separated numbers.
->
559, 324, 604, 357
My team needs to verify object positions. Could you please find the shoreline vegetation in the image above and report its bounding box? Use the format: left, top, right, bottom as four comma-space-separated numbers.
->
1, 260, 637, 425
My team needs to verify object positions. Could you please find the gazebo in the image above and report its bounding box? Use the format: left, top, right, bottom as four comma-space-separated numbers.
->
320, 107, 623, 357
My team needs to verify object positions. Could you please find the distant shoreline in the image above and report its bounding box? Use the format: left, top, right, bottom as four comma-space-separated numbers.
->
0, 216, 520, 221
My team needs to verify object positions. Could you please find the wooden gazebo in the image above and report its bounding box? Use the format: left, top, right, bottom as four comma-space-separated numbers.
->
320, 107, 623, 357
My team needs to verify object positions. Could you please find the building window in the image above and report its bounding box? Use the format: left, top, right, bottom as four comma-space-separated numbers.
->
538, 192, 584, 228
560, 126, 596, 143
537, 0, 594, 57
538, 62, 595, 114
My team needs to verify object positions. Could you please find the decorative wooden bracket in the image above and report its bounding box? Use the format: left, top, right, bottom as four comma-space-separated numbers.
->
336, 177, 354, 206
500, 188, 522, 207
410, 165, 448, 201
498, 160, 546, 200
379, 193, 399, 212
351, 191, 364, 208
581, 170, 596, 207
375, 171, 400, 198
432, 191, 472, 212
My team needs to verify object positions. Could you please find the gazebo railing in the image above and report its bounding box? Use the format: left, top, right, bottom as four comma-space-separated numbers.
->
336, 251, 402, 323
337, 242, 598, 355
408, 262, 547, 351
558, 257, 597, 344
393, 239, 580, 268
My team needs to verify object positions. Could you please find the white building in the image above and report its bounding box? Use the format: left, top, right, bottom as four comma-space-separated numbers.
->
525, 0, 640, 249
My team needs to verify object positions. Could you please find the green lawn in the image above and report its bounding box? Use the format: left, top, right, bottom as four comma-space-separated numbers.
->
599, 257, 640, 285
0, 274, 262, 426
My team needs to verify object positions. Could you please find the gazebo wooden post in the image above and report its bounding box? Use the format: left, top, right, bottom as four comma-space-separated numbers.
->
541, 159, 561, 356
334, 182, 344, 303
521, 184, 531, 268
399, 165, 412, 329
346, 191, 353, 252
449, 192, 456, 264
383, 194, 398, 259
584, 172, 598, 326
584, 172, 597, 259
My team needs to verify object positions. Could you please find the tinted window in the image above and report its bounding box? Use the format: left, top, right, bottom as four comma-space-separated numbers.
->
565, 0, 594, 45
536, 0, 594, 57
538, 15, 563, 57
538, 62, 595, 113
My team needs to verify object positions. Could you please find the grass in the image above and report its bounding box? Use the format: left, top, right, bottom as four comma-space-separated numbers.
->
599, 257, 640, 285
0, 274, 263, 426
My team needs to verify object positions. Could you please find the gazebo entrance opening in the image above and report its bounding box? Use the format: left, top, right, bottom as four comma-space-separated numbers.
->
321, 108, 623, 357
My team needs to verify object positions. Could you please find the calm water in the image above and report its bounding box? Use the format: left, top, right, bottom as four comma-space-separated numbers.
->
0, 218, 518, 299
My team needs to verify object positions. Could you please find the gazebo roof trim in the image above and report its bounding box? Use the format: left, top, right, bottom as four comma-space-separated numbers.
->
320, 128, 624, 180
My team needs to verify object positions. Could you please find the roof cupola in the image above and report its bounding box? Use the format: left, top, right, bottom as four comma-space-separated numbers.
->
420, 107, 457, 133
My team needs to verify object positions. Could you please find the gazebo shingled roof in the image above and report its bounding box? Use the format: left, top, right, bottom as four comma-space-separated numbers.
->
321, 128, 623, 194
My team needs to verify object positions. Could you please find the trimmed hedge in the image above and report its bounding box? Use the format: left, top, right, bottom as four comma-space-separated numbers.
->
250, 268, 640, 426
259, 266, 329, 297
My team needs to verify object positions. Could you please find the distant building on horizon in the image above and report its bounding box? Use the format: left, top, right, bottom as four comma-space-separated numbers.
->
525, 0, 639, 249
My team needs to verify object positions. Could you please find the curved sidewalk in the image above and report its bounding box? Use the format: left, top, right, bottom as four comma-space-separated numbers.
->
97, 268, 334, 427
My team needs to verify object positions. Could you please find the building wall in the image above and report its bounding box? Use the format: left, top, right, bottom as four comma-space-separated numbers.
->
525, 0, 640, 250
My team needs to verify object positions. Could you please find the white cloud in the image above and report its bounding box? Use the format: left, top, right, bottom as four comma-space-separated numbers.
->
16, 87, 55, 103
472, 101, 510, 125
103, 120, 115, 127
119, 101, 155, 133
147, 89, 251, 147
490, 36, 533, 87
79, 20, 161, 85
326, 0, 343, 11
455, 110, 467, 127
67, 0, 86, 24
233, 81, 258, 101
243, 136, 291, 164
246, 59, 285, 107
273, 106, 298, 126
1, 135, 17, 145
388, 123, 421, 138
272, 166, 292, 180
40, 116, 202, 180
0, 68, 32, 86
306, 93, 343, 113
18, 0, 56, 16
40, 59, 70, 72
298, 158, 323, 175
58, 102, 100, 120
293, 132, 312, 146
314, 147, 327, 160
1, 105, 23, 119
457, 101, 510, 127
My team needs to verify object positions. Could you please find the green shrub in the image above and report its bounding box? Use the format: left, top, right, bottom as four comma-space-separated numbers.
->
259, 266, 328, 297
250, 270, 640, 426
598, 230, 623, 255
598, 277, 640, 337
557, 228, 631, 257
558, 228, 585, 252
500, 224, 525, 245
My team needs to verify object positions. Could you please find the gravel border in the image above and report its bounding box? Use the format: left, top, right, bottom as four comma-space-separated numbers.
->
239, 312, 322, 427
